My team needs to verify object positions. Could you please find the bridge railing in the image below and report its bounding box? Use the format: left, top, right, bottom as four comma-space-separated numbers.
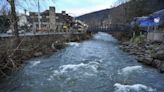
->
87, 24, 131, 32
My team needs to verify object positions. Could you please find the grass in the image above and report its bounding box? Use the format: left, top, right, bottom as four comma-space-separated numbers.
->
130, 34, 145, 44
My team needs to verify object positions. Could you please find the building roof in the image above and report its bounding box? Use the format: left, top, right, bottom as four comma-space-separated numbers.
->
56, 13, 73, 24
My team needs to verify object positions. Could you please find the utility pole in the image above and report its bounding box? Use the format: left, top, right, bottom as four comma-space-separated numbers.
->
38, 0, 41, 30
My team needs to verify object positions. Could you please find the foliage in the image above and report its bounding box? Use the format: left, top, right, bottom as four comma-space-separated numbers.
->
132, 24, 141, 36
130, 35, 145, 44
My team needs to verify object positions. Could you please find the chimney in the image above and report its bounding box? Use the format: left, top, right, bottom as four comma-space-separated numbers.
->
49, 6, 56, 31
62, 11, 66, 15
49, 7, 55, 13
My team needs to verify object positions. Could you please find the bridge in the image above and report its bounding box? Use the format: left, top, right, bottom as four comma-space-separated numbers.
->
87, 24, 131, 33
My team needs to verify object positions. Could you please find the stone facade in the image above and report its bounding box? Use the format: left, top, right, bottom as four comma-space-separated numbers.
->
29, 7, 73, 32
49, 7, 56, 31
29, 7, 56, 32
55, 11, 73, 32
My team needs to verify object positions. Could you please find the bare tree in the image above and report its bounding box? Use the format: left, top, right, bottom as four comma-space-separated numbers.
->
7, 0, 20, 48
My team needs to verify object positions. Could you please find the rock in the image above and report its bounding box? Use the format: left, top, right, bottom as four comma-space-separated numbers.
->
153, 51, 164, 61
143, 57, 153, 65
34, 52, 43, 57
122, 42, 129, 46
51, 43, 56, 50
159, 62, 164, 73
152, 59, 161, 68
142, 57, 153, 65
136, 52, 144, 56
136, 56, 144, 62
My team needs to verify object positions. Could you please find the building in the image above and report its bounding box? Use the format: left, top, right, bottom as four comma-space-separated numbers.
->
29, 7, 74, 32
56, 11, 74, 32
18, 14, 28, 27
29, 7, 56, 32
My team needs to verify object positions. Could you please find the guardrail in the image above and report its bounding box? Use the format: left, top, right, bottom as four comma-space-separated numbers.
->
87, 24, 131, 32
0, 32, 85, 38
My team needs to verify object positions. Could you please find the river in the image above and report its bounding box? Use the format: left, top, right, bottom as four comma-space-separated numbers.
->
0, 32, 164, 92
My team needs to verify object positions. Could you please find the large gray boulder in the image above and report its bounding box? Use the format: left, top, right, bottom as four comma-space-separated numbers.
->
159, 62, 164, 73
137, 56, 153, 65
153, 51, 164, 61
142, 57, 153, 65
152, 59, 161, 68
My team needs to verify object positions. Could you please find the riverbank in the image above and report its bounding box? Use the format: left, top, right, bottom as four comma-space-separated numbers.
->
110, 31, 164, 73
119, 40, 164, 73
0, 32, 91, 78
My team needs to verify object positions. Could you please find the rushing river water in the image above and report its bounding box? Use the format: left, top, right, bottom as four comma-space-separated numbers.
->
0, 32, 164, 92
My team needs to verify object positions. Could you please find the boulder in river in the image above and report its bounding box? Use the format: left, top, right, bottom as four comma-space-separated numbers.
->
142, 57, 153, 65
153, 51, 164, 61
136, 56, 144, 62
159, 62, 164, 73
152, 59, 162, 68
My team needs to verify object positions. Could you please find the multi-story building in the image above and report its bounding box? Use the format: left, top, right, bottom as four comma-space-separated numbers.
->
29, 7, 56, 32
56, 11, 74, 32
29, 7, 74, 32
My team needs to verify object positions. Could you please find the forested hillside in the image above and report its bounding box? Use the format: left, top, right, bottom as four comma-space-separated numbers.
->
77, 0, 164, 27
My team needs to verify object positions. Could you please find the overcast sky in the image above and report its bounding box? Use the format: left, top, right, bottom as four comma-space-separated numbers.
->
55, 0, 117, 16
0, 0, 118, 17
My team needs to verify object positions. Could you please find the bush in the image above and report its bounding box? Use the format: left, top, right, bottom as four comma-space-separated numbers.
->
130, 35, 145, 43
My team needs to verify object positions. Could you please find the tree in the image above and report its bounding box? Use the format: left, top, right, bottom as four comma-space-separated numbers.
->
7, 0, 20, 48
0, 3, 10, 33
111, 0, 153, 24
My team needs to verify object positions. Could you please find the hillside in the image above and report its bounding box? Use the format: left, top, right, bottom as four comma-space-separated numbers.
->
77, 0, 164, 28
76, 9, 113, 28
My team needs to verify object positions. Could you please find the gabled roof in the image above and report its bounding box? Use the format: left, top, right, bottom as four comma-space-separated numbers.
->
56, 13, 73, 23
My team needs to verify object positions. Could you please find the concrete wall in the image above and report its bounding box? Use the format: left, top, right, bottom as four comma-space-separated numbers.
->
0, 33, 90, 49
147, 32, 164, 42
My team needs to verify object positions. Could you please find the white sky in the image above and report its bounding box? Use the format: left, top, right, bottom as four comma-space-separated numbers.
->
0, 0, 118, 17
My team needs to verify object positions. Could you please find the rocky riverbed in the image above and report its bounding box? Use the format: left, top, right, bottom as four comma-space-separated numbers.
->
120, 41, 164, 73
